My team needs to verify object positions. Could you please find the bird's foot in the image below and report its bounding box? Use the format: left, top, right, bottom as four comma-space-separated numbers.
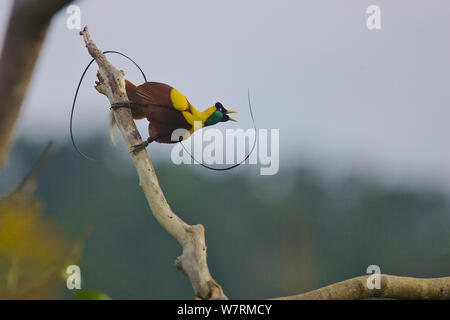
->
130, 139, 150, 154
110, 101, 133, 110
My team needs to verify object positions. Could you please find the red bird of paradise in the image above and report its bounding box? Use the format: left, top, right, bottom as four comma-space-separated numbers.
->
109, 80, 237, 152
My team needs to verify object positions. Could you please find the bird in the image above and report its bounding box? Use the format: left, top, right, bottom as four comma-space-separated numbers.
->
110, 80, 238, 152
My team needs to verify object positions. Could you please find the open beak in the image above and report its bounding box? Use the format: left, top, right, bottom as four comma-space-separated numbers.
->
226, 110, 238, 122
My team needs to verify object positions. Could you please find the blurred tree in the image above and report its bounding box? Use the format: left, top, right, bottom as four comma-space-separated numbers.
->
0, 193, 70, 299
0, 0, 74, 170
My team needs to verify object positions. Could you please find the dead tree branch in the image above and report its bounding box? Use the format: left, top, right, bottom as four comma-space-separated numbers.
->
79, 26, 227, 300
78, 26, 449, 302
272, 274, 450, 300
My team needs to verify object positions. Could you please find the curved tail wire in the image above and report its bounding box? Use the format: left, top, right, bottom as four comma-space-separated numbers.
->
70, 51, 256, 171
70, 51, 147, 161
179, 88, 257, 171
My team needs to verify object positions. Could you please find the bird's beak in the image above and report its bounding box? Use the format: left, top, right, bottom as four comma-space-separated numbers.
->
226, 110, 238, 121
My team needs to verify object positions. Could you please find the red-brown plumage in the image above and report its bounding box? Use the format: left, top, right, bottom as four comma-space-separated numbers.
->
125, 80, 191, 144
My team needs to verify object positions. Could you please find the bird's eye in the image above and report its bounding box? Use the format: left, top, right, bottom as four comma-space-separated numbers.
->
215, 102, 223, 109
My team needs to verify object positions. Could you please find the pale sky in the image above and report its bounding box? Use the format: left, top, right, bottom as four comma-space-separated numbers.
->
1, 0, 450, 190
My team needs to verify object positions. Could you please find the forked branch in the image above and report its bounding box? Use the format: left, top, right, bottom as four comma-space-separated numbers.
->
80, 26, 450, 301
79, 27, 227, 300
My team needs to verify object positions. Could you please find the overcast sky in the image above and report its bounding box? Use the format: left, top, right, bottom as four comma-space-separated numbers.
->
1, 0, 450, 190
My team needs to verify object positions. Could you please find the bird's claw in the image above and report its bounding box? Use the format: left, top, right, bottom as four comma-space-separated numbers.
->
130, 141, 149, 154
110, 101, 132, 110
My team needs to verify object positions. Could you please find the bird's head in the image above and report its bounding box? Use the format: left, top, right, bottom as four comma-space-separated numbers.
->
204, 102, 237, 126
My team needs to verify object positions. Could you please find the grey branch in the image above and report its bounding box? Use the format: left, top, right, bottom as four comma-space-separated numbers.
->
79, 26, 227, 300
272, 274, 450, 300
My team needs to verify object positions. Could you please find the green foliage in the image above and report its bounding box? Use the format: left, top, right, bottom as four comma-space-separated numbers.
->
0, 192, 71, 299
74, 290, 111, 300
1, 137, 449, 299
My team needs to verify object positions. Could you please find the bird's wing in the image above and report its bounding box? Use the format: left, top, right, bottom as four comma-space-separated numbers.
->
125, 81, 190, 127
135, 82, 190, 112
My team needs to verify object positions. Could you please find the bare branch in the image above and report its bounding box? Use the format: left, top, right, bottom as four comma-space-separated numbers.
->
0, 0, 74, 171
79, 26, 227, 300
272, 274, 450, 300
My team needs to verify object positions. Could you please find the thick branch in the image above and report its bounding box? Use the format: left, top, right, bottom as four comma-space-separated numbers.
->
80, 27, 227, 300
0, 0, 74, 171
272, 274, 450, 300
